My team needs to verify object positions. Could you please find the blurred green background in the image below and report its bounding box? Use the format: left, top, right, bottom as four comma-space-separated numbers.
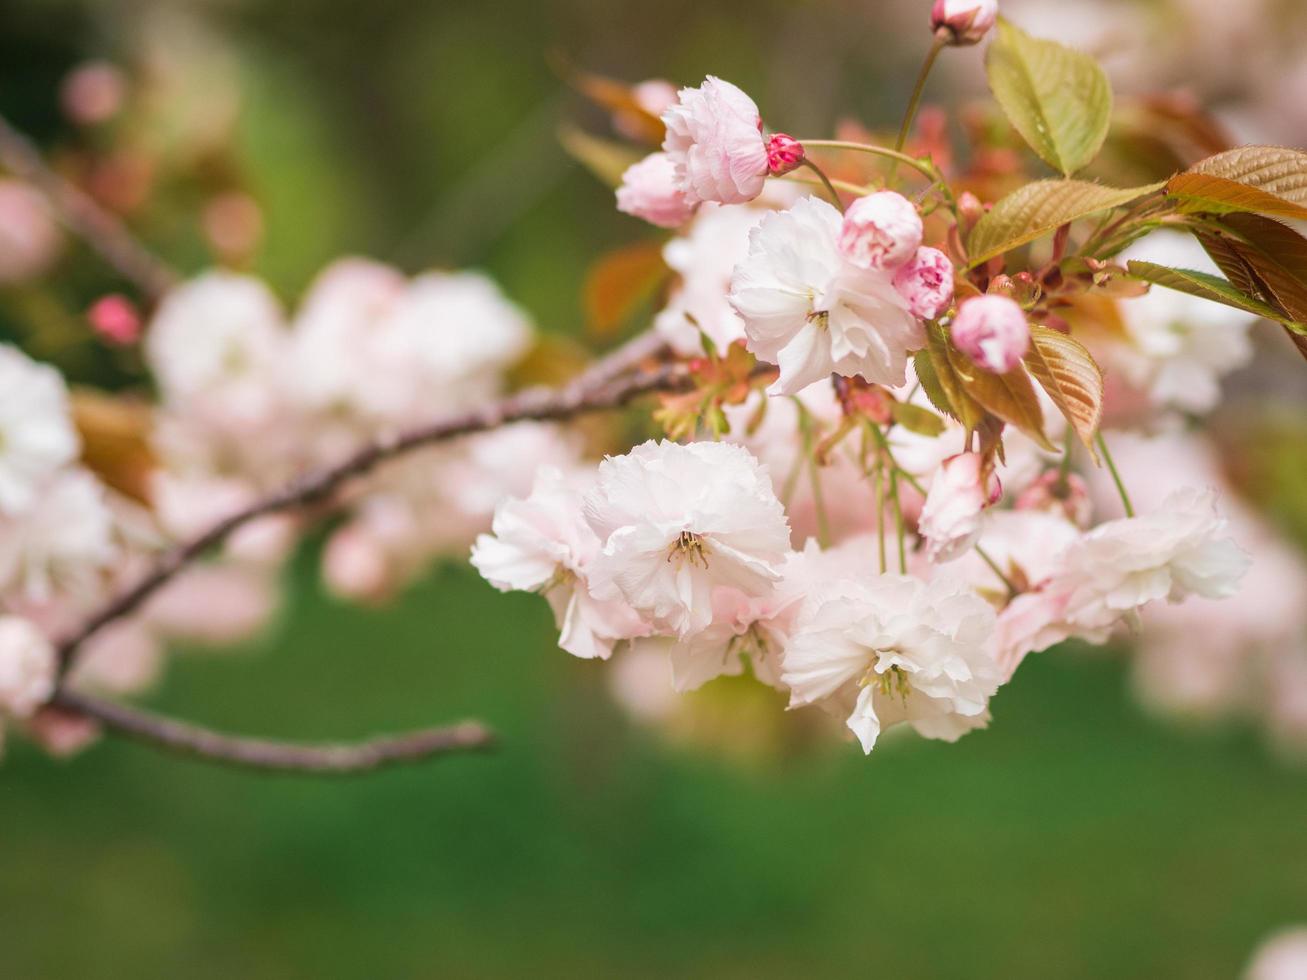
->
2, 1, 1306, 977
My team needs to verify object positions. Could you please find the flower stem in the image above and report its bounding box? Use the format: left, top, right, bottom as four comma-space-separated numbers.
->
798, 159, 845, 211
975, 545, 1019, 598
797, 140, 940, 184
890, 35, 947, 182
889, 466, 907, 574
1096, 431, 1136, 518
875, 462, 888, 574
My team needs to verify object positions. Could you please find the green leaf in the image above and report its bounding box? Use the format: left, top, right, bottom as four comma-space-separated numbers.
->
949, 351, 1056, 451
1166, 173, 1307, 222
1021, 326, 1103, 459
920, 329, 985, 432
889, 401, 947, 438
967, 180, 1163, 267
985, 18, 1114, 176
1125, 260, 1293, 324
558, 125, 644, 188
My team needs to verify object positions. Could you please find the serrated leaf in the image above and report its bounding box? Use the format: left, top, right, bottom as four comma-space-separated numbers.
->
948, 350, 1055, 451
921, 328, 985, 432
559, 125, 644, 188
1216, 214, 1307, 326
1188, 146, 1307, 202
967, 180, 1163, 267
1125, 260, 1292, 323
985, 18, 1114, 176
889, 400, 947, 438
1021, 326, 1103, 458
1166, 173, 1307, 222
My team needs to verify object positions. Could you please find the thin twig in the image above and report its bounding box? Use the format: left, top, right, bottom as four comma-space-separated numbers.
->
54, 352, 697, 678
0, 113, 178, 301
52, 688, 496, 775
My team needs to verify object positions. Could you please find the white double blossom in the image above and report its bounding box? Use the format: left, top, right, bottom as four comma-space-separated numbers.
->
0, 344, 79, 515
782, 574, 1002, 753
583, 440, 791, 638
729, 197, 923, 395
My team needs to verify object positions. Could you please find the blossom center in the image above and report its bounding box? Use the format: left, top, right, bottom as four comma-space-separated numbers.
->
667, 529, 711, 569
861, 660, 911, 703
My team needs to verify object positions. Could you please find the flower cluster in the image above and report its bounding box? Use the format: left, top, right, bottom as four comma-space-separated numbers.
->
2, 0, 1302, 772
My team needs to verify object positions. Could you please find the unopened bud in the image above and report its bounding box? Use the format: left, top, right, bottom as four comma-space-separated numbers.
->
931, 0, 999, 46
950, 294, 1030, 374
765, 133, 806, 176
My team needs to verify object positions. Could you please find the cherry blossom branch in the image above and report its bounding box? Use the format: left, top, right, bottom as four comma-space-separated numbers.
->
50, 688, 496, 774
53, 343, 686, 679
0, 112, 179, 300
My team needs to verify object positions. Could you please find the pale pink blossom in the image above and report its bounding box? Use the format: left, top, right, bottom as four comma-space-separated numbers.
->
583, 440, 791, 638
146, 272, 287, 405
782, 574, 1001, 753
87, 294, 142, 345
729, 197, 924, 394
950, 294, 1030, 373
472, 467, 648, 659
1244, 928, 1307, 980
661, 76, 769, 206
144, 565, 278, 646
0, 469, 117, 602
919, 452, 1000, 562
838, 191, 923, 272
892, 246, 955, 320
1113, 232, 1254, 415
656, 202, 764, 356
1051, 487, 1250, 639
616, 152, 695, 228
323, 523, 397, 604
368, 270, 533, 420
60, 60, 127, 124
0, 179, 62, 284
0, 615, 55, 718
70, 619, 163, 695
931, 0, 1000, 45
0, 344, 79, 515
637, 542, 842, 694
1016, 472, 1092, 527
25, 706, 101, 757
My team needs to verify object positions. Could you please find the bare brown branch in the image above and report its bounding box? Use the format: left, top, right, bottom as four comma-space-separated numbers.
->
55, 354, 694, 678
52, 688, 496, 774
0, 112, 179, 300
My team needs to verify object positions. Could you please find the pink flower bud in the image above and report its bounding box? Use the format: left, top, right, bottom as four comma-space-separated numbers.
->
893, 246, 955, 320
616, 152, 696, 228
950, 294, 1030, 373
86, 294, 142, 345
838, 191, 923, 271
765, 133, 805, 176
919, 452, 1001, 563
931, 0, 1000, 46
661, 76, 770, 205
1015, 472, 1092, 527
